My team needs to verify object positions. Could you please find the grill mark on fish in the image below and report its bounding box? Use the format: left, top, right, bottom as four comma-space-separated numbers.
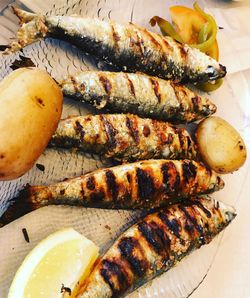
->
138, 221, 170, 257
161, 163, 170, 187
126, 173, 131, 183
142, 28, 162, 52
99, 74, 112, 96
178, 44, 188, 63
191, 200, 212, 218
177, 128, 185, 149
118, 237, 149, 277
161, 162, 180, 193
105, 170, 119, 200
161, 36, 173, 53
191, 96, 201, 112
80, 182, 85, 197
179, 205, 203, 234
100, 259, 129, 296
169, 82, 181, 106
142, 125, 150, 137
100, 115, 117, 149
182, 161, 197, 183
167, 133, 173, 144
125, 74, 136, 97
89, 189, 106, 205
136, 168, 155, 199
111, 23, 120, 53
132, 28, 144, 56
86, 176, 96, 190
158, 212, 181, 239
150, 77, 161, 103
125, 116, 139, 144
75, 120, 85, 141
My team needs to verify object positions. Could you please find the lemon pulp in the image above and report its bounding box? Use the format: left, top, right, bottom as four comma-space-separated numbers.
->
8, 228, 99, 298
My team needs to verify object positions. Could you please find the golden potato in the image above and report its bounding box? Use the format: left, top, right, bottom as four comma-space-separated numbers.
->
0, 68, 63, 180
196, 116, 247, 174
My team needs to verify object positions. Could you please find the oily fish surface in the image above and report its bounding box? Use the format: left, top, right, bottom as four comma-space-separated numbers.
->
0, 68, 63, 180
196, 116, 247, 173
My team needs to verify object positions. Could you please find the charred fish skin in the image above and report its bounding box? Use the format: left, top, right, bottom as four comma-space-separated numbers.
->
74, 197, 236, 298
8, 8, 226, 83
50, 114, 198, 161
60, 71, 217, 123
0, 160, 224, 226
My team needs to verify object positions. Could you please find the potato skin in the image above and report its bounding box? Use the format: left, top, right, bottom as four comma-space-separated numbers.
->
196, 116, 247, 174
0, 68, 63, 180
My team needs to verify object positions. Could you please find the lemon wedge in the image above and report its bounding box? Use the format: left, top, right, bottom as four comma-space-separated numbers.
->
8, 228, 99, 298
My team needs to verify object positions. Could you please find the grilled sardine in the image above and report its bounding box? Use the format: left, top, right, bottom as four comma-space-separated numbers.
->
6, 7, 226, 83
73, 197, 236, 298
60, 71, 217, 123
50, 114, 198, 161
0, 160, 224, 226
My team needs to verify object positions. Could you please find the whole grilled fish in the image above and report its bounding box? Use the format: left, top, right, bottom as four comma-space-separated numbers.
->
5, 7, 226, 83
72, 197, 236, 298
50, 114, 198, 161
60, 71, 217, 123
0, 160, 224, 226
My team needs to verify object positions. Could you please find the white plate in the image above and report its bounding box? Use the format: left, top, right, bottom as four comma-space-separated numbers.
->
0, 1, 249, 297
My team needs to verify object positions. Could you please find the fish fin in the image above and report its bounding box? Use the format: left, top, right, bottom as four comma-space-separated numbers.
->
2, 7, 48, 54
0, 185, 39, 227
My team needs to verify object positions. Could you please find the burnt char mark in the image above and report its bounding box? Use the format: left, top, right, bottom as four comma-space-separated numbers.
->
100, 259, 130, 296
126, 116, 139, 144
80, 182, 85, 197
170, 82, 181, 106
191, 96, 201, 112
138, 221, 170, 257
150, 78, 161, 103
89, 190, 106, 206
161, 36, 173, 53
182, 161, 197, 184
111, 24, 120, 52
136, 168, 155, 199
177, 128, 185, 149
125, 74, 136, 97
129, 27, 144, 56
105, 170, 119, 200
99, 74, 112, 96
161, 162, 180, 193
86, 176, 96, 191
178, 44, 187, 62
192, 200, 212, 218
161, 163, 170, 187
179, 205, 203, 234
118, 237, 149, 277
142, 28, 162, 52
143, 125, 151, 137
101, 115, 118, 149
158, 212, 181, 239
75, 120, 85, 141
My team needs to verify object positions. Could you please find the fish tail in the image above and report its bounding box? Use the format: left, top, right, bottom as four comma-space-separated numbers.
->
12, 6, 37, 23
3, 7, 48, 54
0, 184, 46, 227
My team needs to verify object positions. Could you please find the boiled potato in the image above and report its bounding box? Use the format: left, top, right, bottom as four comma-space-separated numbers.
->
0, 68, 63, 180
196, 116, 247, 174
